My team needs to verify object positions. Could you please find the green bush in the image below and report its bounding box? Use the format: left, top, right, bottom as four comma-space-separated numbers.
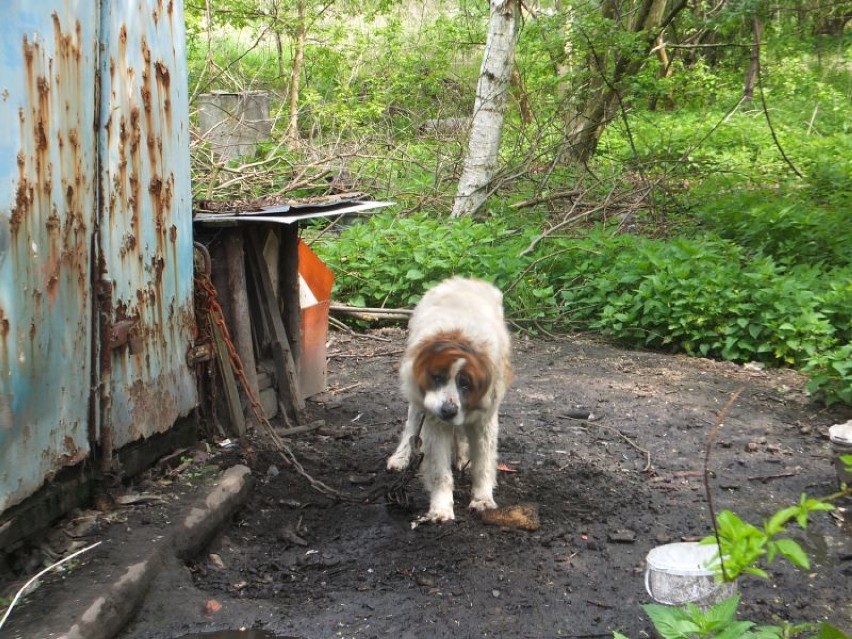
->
312, 212, 533, 308
548, 234, 838, 366
694, 191, 852, 268
804, 343, 852, 406
316, 215, 851, 406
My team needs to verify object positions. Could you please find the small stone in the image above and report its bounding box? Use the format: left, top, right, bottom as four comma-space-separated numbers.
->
204, 599, 222, 615
607, 529, 637, 544
347, 473, 375, 486
279, 526, 308, 547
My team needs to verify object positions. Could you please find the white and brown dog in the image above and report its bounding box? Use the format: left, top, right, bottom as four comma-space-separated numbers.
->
387, 277, 511, 523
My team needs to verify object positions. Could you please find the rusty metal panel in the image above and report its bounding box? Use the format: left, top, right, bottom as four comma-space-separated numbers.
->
0, 3, 100, 512
98, 0, 197, 449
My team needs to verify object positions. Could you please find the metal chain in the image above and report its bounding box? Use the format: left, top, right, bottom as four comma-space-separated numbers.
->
194, 270, 353, 502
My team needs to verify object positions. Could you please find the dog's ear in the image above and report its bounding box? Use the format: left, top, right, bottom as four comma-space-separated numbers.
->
460, 349, 492, 408
412, 338, 459, 393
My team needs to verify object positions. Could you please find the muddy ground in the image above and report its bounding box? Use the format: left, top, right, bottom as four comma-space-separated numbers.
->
8, 329, 852, 639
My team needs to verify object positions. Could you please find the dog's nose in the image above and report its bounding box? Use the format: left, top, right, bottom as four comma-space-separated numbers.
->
439, 403, 458, 421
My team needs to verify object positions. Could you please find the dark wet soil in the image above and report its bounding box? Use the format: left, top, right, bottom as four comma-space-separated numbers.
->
14, 329, 852, 638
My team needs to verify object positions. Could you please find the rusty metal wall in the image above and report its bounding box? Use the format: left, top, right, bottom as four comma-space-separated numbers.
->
0, 2, 100, 513
98, 0, 197, 450
0, 1, 197, 514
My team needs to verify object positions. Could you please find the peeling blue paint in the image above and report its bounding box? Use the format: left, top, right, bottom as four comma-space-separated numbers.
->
0, 1, 197, 514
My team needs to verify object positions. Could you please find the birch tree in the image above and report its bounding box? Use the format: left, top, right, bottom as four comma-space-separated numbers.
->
451, 0, 521, 218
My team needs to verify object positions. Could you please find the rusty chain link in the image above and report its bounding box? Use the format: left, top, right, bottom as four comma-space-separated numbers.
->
193, 263, 353, 503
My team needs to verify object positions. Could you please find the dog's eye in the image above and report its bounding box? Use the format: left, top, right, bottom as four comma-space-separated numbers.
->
457, 373, 472, 393
430, 373, 447, 386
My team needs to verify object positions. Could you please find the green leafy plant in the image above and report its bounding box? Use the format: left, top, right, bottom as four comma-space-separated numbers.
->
804, 342, 852, 406
615, 594, 846, 639
615, 489, 850, 639
639, 594, 801, 639
700, 494, 834, 581
317, 213, 851, 406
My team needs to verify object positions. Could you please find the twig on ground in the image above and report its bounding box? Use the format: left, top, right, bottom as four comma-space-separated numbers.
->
0, 541, 102, 631
704, 388, 744, 582
329, 350, 405, 359
574, 419, 652, 472
277, 421, 325, 437
747, 468, 801, 483
328, 318, 394, 341
330, 305, 411, 322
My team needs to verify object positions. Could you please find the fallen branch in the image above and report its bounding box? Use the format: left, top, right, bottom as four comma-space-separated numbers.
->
277, 420, 325, 437
571, 418, 652, 473
330, 305, 411, 322
747, 468, 801, 483
510, 189, 581, 210
330, 352, 405, 361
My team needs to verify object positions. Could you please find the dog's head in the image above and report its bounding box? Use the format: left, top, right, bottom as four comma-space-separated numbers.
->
411, 332, 492, 426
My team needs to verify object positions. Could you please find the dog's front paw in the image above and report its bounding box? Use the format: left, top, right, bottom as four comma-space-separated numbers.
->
412, 507, 455, 528
469, 497, 498, 512
386, 450, 410, 473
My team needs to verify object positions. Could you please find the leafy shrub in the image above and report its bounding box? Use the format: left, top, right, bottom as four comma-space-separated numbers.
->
312, 212, 533, 308
804, 343, 852, 406
799, 135, 852, 211
318, 216, 848, 392
543, 232, 838, 368
315, 214, 852, 403
694, 191, 852, 268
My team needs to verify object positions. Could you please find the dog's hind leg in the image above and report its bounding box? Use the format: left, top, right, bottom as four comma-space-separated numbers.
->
466, 413, 499, 512
387, 404, 423, 472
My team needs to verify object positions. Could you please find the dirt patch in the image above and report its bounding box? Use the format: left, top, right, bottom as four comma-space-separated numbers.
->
11, 329, 852, 638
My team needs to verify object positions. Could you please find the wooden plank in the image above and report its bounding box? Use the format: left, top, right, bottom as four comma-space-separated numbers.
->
225, 231, 260, 409
245, 231, 305, 422
278, 224, 302, 364
210, 313, 247, 437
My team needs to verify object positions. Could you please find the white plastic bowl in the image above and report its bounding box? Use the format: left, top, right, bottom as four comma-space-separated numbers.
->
829, 421, 852, 485
645, 542, 737, 606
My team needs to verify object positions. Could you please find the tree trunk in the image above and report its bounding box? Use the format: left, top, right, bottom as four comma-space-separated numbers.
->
285, 0, 307, 145
561, 0, 685, 165
451, 0, 521, 218
275, 30, 285, 81
743, 17, 762, 102
269, 0, 286, 81
649, 35, 675, 111
511, 68, 532, 125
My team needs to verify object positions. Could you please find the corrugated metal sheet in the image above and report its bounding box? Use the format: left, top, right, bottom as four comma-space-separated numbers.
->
0, 0, 197, 513
0, 2, 100, 512
98, 0, 196, 449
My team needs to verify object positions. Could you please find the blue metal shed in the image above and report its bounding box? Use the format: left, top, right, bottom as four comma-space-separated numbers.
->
0, 1, 197, 515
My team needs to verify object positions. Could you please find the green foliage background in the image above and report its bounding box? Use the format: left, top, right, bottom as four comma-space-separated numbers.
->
186, 1, 852, 406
